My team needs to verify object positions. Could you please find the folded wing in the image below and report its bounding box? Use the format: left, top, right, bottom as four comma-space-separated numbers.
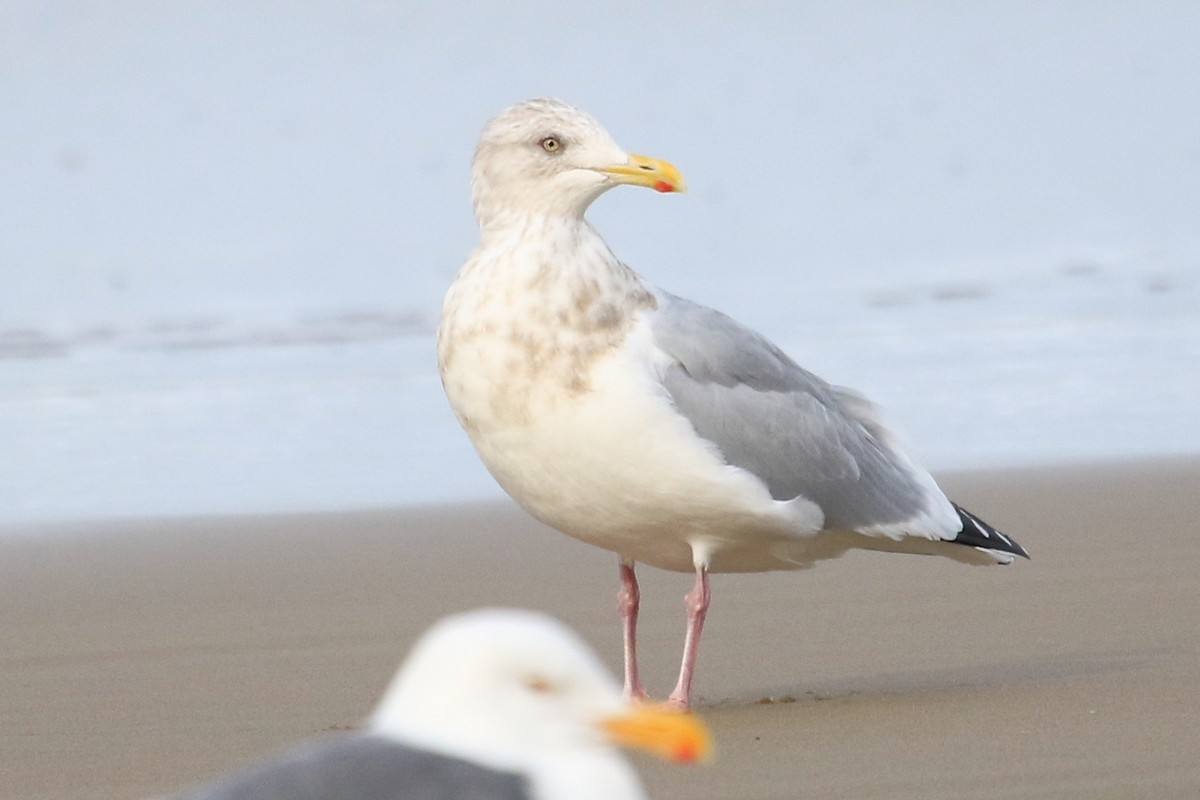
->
649, 292, 957, 540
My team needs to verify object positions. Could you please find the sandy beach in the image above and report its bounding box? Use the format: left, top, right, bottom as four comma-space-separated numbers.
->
3, 458, 1199, 799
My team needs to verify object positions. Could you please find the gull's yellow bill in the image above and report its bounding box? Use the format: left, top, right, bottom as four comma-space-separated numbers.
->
598, 153, 687, 194
599, 703, 712, 764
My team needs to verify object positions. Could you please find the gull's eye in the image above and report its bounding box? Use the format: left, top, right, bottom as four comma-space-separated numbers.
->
539, 136, 563, 154
523, 674, 557, 694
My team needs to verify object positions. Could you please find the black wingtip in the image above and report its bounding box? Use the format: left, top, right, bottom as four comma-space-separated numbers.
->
950, 502, 1030, 560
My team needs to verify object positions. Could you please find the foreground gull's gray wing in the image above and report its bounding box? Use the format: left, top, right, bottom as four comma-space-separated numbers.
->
172, 734, 528, 800
649, 292, 941, 532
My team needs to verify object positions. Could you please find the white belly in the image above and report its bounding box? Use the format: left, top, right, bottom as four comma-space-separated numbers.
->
442, 321, 822, 572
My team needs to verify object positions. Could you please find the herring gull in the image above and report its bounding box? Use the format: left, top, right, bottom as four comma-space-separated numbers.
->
168, 608, 709, 800
437, 98, 1029, 708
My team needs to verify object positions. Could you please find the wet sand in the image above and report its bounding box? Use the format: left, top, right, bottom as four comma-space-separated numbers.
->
3, 458, 1198, 799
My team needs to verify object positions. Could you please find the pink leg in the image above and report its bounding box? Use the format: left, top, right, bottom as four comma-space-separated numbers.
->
667, 564, 710, 709
618, 559, 649, 700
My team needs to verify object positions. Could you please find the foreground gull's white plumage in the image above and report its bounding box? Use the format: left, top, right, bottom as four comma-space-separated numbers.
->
438, 98, 1030, 708
168, 609, 709, 800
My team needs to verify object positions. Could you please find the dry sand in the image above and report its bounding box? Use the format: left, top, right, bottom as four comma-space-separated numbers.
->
2, 458, 1198, 799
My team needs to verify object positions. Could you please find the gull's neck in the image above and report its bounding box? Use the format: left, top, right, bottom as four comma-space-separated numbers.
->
466, 213, 655, 318
476, 212, 604, 262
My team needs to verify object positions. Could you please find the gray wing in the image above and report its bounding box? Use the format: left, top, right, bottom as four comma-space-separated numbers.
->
650, 292, 941, 532
171, 734, 528, 800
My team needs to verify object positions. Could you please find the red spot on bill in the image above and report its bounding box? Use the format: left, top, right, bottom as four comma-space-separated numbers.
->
653, 180, 676, 193
674, 740, 699, 763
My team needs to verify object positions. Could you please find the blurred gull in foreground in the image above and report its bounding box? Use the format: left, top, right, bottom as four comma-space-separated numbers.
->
438, 98, 1030, 708
168, 608, 709, 800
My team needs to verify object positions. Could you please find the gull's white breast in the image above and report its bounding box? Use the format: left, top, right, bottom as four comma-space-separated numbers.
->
438, 229, 824, 572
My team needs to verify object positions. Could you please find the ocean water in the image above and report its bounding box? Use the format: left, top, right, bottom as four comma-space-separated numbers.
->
3, 3, 1198, 526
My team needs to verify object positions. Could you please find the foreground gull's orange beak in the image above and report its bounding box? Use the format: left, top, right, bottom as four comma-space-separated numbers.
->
597, 153, 687, 193
598, 703, 712, 764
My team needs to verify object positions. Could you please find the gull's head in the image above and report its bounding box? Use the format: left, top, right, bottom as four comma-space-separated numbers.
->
371, 608, 710, 770
471, 98, 685, 229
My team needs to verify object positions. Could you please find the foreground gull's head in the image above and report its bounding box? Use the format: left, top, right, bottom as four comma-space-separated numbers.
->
471, 97, 685, 227
170, 609, 709, 800
373, 609, 710, 768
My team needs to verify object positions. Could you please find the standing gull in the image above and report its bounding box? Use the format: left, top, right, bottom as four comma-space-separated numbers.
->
168, 609, 709, 800
438, 98, 1029, 708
